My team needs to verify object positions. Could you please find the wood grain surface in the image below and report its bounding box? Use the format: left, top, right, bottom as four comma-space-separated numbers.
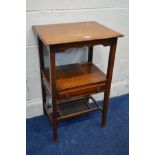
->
33, 21, 123, 45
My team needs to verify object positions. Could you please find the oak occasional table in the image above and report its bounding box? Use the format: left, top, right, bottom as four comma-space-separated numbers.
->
33, 21, 123, 142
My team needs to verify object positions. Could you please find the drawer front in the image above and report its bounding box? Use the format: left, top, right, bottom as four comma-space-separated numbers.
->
57, 83, 106, 100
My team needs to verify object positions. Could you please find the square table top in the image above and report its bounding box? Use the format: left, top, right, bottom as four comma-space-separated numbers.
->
33, 21, 123, 45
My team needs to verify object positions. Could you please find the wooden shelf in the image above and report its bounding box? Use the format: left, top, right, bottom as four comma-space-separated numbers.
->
42, 63, 107, 100
44, 96, 102, 121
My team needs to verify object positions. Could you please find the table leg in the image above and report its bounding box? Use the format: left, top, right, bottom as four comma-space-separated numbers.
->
38, 37, 47, 115
49, 46, 58, 142
84, 46, 94, 103
88, 46, 93, 62
101, 38, 117, 127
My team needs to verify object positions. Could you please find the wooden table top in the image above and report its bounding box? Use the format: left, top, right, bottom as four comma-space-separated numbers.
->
33, 21, 123, 45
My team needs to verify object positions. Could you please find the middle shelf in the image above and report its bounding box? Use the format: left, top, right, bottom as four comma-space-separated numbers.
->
42, 63, 107, 101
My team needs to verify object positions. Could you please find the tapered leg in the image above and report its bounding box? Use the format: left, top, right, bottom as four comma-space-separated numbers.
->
51, 113, 57, 142
49, 46, 58, 142
88, 46, 93, 62
84, 46, 94, 103
42, 86, 47, 115
38, 37, 47, 115
101, 39, 117, 127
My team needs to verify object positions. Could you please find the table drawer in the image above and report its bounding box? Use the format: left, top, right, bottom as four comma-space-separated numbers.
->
57, 83, 106, 100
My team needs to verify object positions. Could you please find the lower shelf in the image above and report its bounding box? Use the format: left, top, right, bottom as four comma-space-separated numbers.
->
57, 99, 89, 116
45, 96, 102, 121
